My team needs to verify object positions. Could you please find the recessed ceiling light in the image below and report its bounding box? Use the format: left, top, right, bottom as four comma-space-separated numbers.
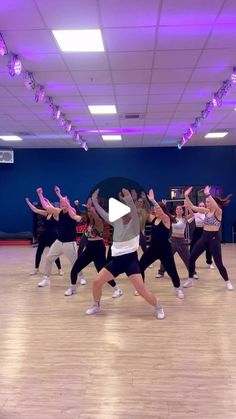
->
205, 132, 228, 138
102, 135, 122, 141
88, 105, 117, 115
0, 135, 23, 141
52, 29, 104, 52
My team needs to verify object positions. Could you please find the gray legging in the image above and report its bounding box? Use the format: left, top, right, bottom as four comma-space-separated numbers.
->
158, 236, 190, 275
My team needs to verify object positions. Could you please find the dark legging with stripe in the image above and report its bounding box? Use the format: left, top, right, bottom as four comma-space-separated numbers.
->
139, 244, 180, 288
35, 239, 61, 270
189, 230, 229, 281
71, 240, 117, 287
190, 227, 212, 265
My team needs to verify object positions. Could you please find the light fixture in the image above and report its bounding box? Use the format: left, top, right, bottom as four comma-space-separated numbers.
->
52, 29, 105, 52
88, 105, 117, 115
102, 135, 122, 141
231, 67, 236, 83
0, 135, 23, 141
24, 71, 36, 90
8, 54, 22, 77
205, 132, 228, 138
212, 93, 222, 108
58, 113, 66, 128
51, 105, 61, 120
35, 85, 45, 103
0, 33, 8, 56
65, 120, 72, 133
81, 140, 88, 151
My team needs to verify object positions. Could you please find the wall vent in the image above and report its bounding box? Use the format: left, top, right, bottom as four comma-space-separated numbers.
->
0, 150, 14, 163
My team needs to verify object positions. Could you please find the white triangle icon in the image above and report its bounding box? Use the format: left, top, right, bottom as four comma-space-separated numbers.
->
108, 198, 131, 222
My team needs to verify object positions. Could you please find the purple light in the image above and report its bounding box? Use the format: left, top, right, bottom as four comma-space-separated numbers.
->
35, 85, 45, 103
231, 68, 236, 83
59, 114, 66, 127
0, 33, 7, 56
212, 94, 222, 108
65, 120, 72, 133
8, 55, 22, 77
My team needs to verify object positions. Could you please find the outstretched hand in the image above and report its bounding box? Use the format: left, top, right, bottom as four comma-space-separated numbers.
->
122, 188, 130, 197
184, 186, 193, 197
54, 185, 61, 195
92, 189, 99, 200
147, 189, 155, 202
25, 197, 30, 204
36, 187, 43, 195
204, 185, 211, 196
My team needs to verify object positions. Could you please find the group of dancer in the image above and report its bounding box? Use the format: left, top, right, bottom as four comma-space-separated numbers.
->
25, 185, 233, 320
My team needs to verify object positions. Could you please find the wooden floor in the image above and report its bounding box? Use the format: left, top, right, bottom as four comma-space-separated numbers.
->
0, 245, 236, 419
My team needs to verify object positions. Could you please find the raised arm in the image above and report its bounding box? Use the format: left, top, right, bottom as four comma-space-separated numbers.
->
91, 189, 111, 224
140, 191, 150, 210
25, 197, 48, 217
147, 189, 169, 223
66, 200, 82, 222
54, 185, 65, 200
203, 185, 222, 217
36, 187, 61, 217
184, 187, 208, 214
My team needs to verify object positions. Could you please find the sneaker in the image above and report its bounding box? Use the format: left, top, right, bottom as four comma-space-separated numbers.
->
80, 277, 87, 285
183, 278, 193, 288
226, 280, 234, 291
64, 286, 76, 296
149, 264, 153, 269
155, 306, 165, 320
193, 273, 199, 279
58, 270, 64, 276
208, 264, 215, 269
86, 303, 101, 315
112, 288, 123, 298
134, 290, 140, 296
176, 288, 185, 299
155, 272, 164, 278
30, 268, 39, 275
38, 276, 50, 287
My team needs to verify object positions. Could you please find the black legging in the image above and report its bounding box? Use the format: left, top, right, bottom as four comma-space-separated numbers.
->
35, 239, 61, 270
139, 243, 180, 288
77, 234, 88, 257
71, 240, 117, 287
189, 230, 229, 281
190, 227, 212, 265
139, 231, 147, 253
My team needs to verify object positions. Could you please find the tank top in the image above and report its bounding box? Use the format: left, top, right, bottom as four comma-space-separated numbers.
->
151, 218, 170, 246
194, 213, 205, 228
204, 213, 221, 227
42, 216, 58, 240
172, 217, 186, 235
86, 223, 104, 239
58, 211, 77, 242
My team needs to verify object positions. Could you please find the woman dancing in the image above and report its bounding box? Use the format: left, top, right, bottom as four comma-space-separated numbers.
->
183, 186, 233, 290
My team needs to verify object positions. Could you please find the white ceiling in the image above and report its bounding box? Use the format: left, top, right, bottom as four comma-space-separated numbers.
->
0, 0, 236, 149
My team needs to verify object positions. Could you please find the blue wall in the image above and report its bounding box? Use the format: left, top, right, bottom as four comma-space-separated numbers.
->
0, 146, 235, 241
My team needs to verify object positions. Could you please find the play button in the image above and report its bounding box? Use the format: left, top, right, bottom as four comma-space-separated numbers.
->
108, 198, 131, 222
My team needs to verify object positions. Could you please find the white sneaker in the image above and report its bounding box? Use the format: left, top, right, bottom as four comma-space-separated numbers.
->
149, 264, 153, 269
112, 288, 123, 298
80, 277, 87, 285
176, 288, 185, 299
58, 270, 64, 276
183, 278, 193, 288
193, 273, 199, 279
134, 290, 140, 296
38, 276, 50, 287
30, 268, 39, 275
64, 286, 76, 296
86, 303, 101, 315
155, 306, 165, 320
226, 280, 234, 291
155, 273, 164, 278
208, 264, 215, 269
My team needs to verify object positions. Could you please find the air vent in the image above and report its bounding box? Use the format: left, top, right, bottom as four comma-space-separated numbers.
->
120, 113, 145, 120
0, 150, 14, 163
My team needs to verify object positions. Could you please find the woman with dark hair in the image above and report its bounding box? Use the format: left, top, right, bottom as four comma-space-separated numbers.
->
189, 201, 214, 269
64, 198, 122, 298
183, 186, 233, 290
156, 203, 197, 280
139, 190, 184, 299
25, 197, 63, 276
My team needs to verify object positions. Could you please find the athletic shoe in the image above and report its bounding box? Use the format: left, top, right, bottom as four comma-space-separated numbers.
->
176, 288, 185, 299
64, 286, 76, 296
38, 276, 50, 287
30, 268, 39, 275
226, 280, 234, 291
112, 288, 123, 298
134, 290, 140, 296
80, 277, 87, 285
155, 306, 165, 320
149, 264, 153, 269
183, 278, 193, 288
58, 270, 64, 276
193, 273, 199, 279
155, 272, 164, 278
208, 264, 215, 269
86, 303, 101, 315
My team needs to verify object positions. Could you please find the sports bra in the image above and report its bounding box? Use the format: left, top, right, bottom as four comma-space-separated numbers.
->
204, 213, 221, 227
172, 217, 186, 235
